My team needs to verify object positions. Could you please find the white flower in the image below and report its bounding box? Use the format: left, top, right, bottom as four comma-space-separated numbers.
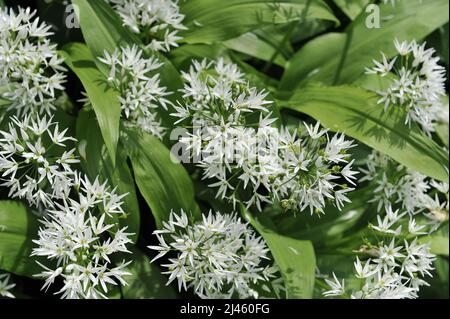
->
98, 45, 172, 139
323, 273, 345, 297
31, 174, 133, 299
0, 7, 66, 115
366, 39, 446, 135
354, 257, 379, 279
360, 150, 449, 231
149, 210, 279, 299
0, 115, 79, 209
366, 53, 396, 76
173, 58, 357, 214
0, 273, 15, 298
107, 0, 186, 52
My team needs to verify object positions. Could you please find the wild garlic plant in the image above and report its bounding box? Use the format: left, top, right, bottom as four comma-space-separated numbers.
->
149, 210, 283, 299
107, 0, 186, 52
0, 272, 15, 298
0, 7, 66, 116
324, 206, 436, 299
366, 39, 446, 135
172, 58, 357, 214
0, 115, 79, 210
360, 150, 449, 232
31, 175, 133, 299
98, 45, 173, 139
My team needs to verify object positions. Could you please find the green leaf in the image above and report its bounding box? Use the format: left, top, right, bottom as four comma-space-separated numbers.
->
170, 43, 227, 68
0, 201, 40, 277
276, 188, 373, 247
60, 43, 120, 167
224, 33, 287, 67
71, 0, 183, 134
76, 109, 140, 242
420, 225, 449, 256
124, 126, 200, 228
0, 0, 5, 8
423, 235, 449, 256
180, 0, 337, 43
281, 86, 449, 182
243, 208, 316, 299
280, 0, 450, 90
333, 0, 370, 20
120, 247, 176, 299
71, 0, 140, 72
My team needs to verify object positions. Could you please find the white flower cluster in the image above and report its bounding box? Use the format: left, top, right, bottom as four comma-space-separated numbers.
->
0, 115, 79, 209
366, 39, 446, 135
0, 7, 66, 116
149, 210, 281, 298
360, 150, 449, 231
107, 0, 186, 52
31, 176, 133, 299
173, 59, 357, 214
98, 45, 172, 139
324, 206, 436, 299
0, 272, 15, 298
265, 124, 357, 214
0, 114, 134, 299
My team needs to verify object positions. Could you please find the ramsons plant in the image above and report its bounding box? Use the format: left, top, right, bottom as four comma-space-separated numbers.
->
0, 0, 448, 300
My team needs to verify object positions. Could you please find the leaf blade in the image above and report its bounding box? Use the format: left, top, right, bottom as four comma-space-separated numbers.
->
0, 201, 40, 277
243, 208, 316, 299
282, 86, 449, 181
280, 0, 450, 90
124, 126, 200, 228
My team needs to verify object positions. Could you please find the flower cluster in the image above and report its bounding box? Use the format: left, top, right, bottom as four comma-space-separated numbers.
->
383, 0, 399, 6
107, 0, 186, 52
0, 272, 15, 298
172, 58, 357, 214
366, 39, 446, 135
0, 113, 134, 299
263, 124, 357, 215
324, 206, 436, 299
360, 150, 449, 231
149, 210, 281, 298
0, 7, 66, 116
98, 45, 172, 138
31, 176, 133, 299
0, 115, 79, 209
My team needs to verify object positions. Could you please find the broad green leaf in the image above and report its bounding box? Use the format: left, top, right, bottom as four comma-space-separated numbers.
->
436, 117, 449, 148
60, 43, 120, 167
333, 0, 370, 20
281, 86, 449, 182
280, 0, 450, 91
420, 225, 449, 256
423, 235, 449, 256
0, 0, 4, 8
120, 247, 176, 299
243, 208, 316, 299
0, 201, 40, 277
76, 109, 140, 242
180, 0, 338, 43
123, 126, 200, 228
224, 33, 287, 67
170, 43, 227, 68
433, 97, 448, 148
71, 0, 140, 73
